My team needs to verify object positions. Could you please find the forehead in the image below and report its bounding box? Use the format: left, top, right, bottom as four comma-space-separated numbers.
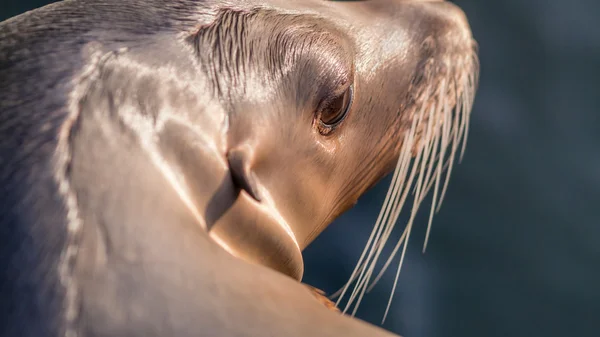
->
226, 0, 420, 73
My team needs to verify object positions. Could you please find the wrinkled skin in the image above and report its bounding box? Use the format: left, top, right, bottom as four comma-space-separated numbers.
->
0, 0, 476, 336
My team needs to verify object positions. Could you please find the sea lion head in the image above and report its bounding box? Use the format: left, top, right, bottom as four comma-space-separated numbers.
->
190, 0, 479, 282
0, 0, 479, 334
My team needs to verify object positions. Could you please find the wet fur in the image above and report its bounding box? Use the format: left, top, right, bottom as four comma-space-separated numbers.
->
0, 1, 478, 336
0, 2, 221, 335
0, 2, 358, 336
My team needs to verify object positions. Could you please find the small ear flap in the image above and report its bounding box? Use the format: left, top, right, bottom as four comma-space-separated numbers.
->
227, 145, 262, 202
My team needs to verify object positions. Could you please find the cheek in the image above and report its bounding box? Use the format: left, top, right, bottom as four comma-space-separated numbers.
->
334, 130, 400, 193
253, 127, 323, 196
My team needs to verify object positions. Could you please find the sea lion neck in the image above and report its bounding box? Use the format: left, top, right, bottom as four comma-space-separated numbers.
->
205, 104, 306, 280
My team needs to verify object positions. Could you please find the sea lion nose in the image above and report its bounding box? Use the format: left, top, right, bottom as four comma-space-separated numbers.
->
337, 0, 469, 31
362, 0, 444, 4
377, 0, 474, 54
417, 1, 475, 53
421, 1, 471, 30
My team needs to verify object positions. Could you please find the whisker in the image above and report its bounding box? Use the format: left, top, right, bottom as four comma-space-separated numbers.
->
344, 111, 422, 313
343, 99, 426, 312
332, 150, 404, 302
336, 48, 479, 320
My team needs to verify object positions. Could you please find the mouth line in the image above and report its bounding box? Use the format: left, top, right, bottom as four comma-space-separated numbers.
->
406, 44, 479, 155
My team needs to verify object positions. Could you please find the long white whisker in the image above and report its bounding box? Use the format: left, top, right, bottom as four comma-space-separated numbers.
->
336, 49, 478, 320
345, 112, 421, 313
331, 152, 404, 302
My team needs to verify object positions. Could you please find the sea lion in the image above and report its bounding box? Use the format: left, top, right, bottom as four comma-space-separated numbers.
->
0, 0, 478, 336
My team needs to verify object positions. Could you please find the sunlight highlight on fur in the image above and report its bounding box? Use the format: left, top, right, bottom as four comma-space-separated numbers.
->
332, 50, 479, 323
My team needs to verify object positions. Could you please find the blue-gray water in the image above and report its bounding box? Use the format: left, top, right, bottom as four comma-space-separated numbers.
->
2, 1, 599, 337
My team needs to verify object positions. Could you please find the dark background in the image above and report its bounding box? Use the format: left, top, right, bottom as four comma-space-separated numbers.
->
2, 1, 599, 337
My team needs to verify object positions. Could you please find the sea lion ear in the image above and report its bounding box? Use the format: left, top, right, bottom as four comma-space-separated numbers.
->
227, 144, 262, 202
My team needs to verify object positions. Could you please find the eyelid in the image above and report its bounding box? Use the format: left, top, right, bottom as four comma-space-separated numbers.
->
317, 83, 354, 135
318, 78, 352, 112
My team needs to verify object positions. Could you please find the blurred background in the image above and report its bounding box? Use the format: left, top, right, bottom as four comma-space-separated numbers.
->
2, 1, 599, 337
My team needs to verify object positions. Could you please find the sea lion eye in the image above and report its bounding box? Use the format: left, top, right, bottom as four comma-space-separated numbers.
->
317, 84, 354, 135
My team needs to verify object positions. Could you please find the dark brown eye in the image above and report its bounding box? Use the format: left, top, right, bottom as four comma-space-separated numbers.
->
317, 84, 354, 134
